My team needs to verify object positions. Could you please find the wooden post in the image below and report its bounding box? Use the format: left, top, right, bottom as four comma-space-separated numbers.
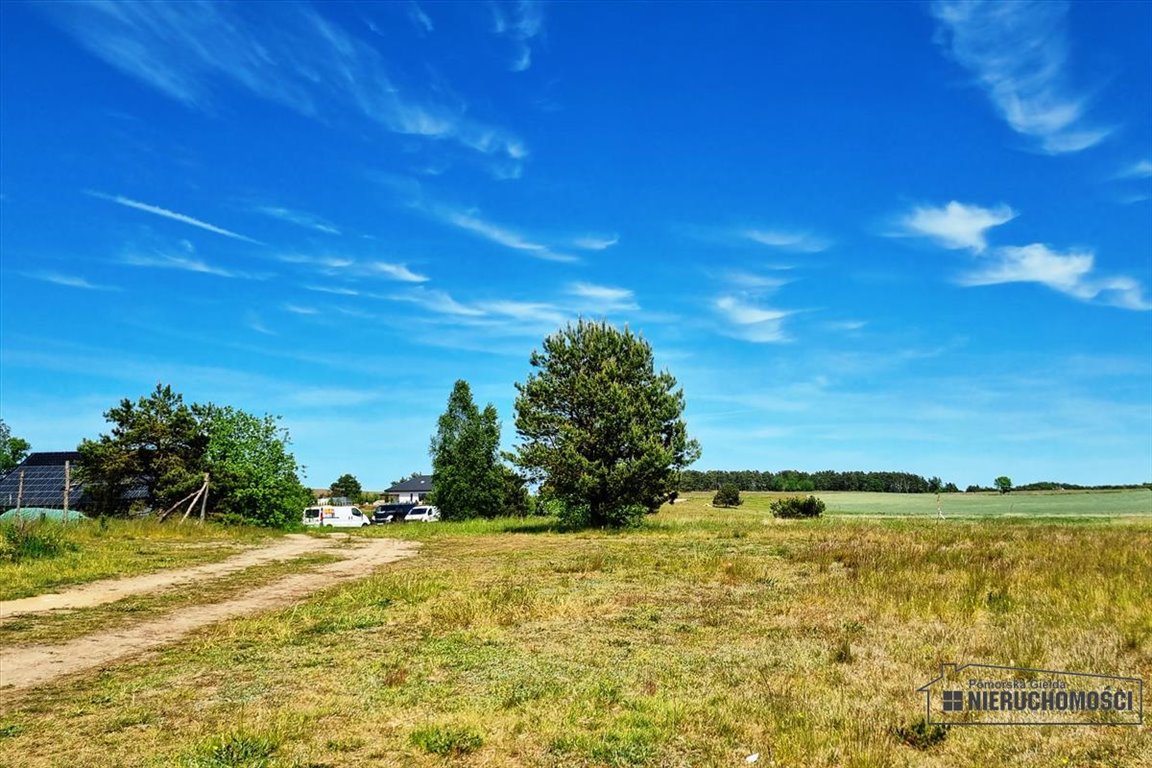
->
158, 486, 201, 522
178, 486, 201, 524
16, 470, 25, 511
199, 473, 209, 524
63, 461, 71, 523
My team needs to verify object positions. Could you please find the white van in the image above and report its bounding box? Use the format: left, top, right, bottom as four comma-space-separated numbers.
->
404, 505, 441, 523
302, 504, 370, 528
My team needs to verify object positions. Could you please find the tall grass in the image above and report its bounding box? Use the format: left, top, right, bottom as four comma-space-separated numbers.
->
0, 520, 75, 563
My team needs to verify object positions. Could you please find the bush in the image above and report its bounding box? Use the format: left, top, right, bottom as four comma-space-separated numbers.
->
0, 520, 75, 563
769, 495, 825, 519
712, 484, 742, 507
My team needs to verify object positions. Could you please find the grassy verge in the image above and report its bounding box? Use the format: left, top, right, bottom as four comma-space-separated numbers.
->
1, 503, 1148, 767
0, 553, 342, 646
0, 519, 277, 601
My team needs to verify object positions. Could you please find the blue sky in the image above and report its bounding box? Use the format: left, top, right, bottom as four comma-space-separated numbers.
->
1, 1, 1149, 490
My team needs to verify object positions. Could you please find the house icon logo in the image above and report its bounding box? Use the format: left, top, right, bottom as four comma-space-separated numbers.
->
918, 663, 1144, 726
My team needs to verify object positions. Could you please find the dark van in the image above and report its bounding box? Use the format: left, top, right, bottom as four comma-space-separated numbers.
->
372, 502, 416, 524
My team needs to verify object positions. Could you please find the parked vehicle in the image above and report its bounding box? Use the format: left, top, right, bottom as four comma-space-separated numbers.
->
371, 502, 415, 525
404, 505, 441, 523
302, 504, 370, 528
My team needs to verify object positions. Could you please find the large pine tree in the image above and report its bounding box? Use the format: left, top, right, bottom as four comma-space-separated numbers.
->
513, 320, 700, 528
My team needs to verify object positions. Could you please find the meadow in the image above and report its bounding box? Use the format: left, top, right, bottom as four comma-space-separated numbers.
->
0, 491, 1149, 767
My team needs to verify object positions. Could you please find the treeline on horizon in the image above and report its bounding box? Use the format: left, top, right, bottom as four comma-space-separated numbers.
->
678, 470, 1151, 494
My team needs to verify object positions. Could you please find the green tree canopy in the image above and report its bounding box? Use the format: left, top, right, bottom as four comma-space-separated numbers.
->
0, 419, 31, 474
329, 473, 363, 502
513, 320, 700, 528
429, 380, 505, 520
201, 405, 312, 527
995, 476, 1013, 494
78, 384, 206, 514
78, 384, 310, 527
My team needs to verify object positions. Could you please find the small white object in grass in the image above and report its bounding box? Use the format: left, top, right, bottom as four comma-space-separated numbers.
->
746, 754, 759, 764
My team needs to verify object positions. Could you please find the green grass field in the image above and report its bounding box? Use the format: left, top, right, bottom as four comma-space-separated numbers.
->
1, 492, 1149, 767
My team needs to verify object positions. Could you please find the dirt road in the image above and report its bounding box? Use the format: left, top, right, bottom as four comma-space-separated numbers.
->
1, 534, 351, 618
0, 535, 417, 692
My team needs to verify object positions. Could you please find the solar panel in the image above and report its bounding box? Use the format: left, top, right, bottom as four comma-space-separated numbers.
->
0, 452, 162, 511
0, 456, 83, 509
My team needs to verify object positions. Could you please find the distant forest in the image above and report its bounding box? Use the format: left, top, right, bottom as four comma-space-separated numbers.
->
677, 470, 1151, 494
678, 470, 956, 494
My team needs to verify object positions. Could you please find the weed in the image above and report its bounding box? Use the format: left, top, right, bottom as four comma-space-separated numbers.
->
831, 637, 854, 664
893, 717, 948, 750
409, 724, 484, 756
0, 723, 24, 739
183, 730, 279, 767
324, 736, 364, 753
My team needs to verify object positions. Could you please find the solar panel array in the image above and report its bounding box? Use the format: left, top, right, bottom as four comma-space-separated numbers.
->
0, 453, 84, 510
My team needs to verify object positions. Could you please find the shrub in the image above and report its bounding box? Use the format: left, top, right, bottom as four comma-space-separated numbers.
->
712, 484, 742, 507
769, 495, 825, 519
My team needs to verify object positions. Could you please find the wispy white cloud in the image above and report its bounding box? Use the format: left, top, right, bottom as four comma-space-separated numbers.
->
391, 287, 486, 317
1117, 159, 1152, 180
371, 262, 429, 283
408, 2, 434, 33
305, 284, 361, 297
278, 252, 427, 282
120, 242, 260, 279
440, 207, 578, 263
897, 200, 1016, 252
93, 192, 263, 244
826, 320, 867, 332
44, 2, 525, 167
573, 234, 619, 251
255, 206, 340, 235
476, 299, 566, 327
278, 253, 355, 270
566, 282, 638, 313
25, 272, 119, 291
727, 271, 791, 291
744, 228, 830, 253
283, 304, 319, 315
960, 243, 1151, 311
715, 296, 792, 343
931, 0, 1110, 154
567, 282, 633, 304
246, 312, 275, 335
492, 1, 544, 72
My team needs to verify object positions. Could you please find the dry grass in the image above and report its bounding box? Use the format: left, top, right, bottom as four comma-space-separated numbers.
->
1, 497, 1149, 767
